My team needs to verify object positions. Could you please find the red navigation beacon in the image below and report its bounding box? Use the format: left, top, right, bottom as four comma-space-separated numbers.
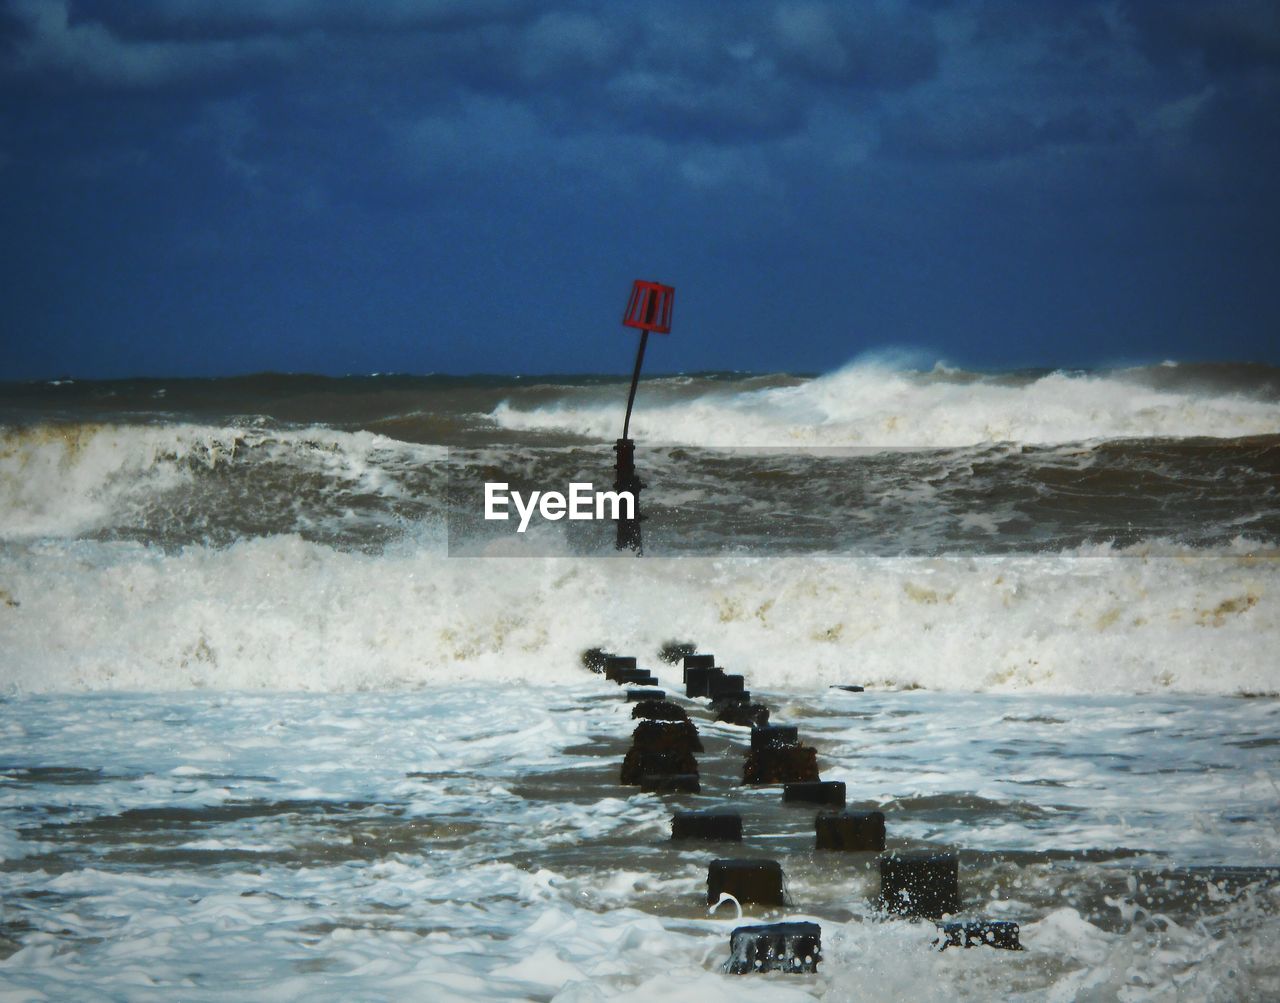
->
622, 280, 675, 335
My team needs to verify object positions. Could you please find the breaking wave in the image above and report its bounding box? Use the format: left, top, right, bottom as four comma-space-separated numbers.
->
490, 359, 1280, 447
2, 359, 1275, 696
1, 535, 1274, 695
0, 422, 445, 542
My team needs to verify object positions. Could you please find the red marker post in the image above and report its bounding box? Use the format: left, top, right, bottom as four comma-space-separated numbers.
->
615, 279, 674, 553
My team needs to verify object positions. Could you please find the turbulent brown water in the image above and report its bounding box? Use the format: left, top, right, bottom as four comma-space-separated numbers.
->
2, 361, 1278, 554
1, 360, 1278, 999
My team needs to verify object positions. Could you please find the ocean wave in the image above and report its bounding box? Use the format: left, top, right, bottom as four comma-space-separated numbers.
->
4, 415, 1276, 554
489, 358, 1280, 447
0, 535, 1273, 695
0, 422, 445, 541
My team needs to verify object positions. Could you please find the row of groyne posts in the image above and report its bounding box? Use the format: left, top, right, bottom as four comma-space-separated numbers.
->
585, 648, 1022, 975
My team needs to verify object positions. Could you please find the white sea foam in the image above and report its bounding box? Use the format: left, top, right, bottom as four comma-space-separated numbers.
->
1, 534, 1273, 695
490, 359, 1280, 446
1, 688, 1277, 999
0, 423, 443, 540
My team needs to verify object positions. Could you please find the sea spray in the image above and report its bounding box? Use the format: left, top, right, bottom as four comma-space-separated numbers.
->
0, 535, 1273, 694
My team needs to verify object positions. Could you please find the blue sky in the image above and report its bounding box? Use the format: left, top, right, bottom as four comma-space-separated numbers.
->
1, 0, 1278, 379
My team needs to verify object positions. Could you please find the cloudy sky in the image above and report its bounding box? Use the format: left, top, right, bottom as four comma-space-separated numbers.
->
2, 0, 1277, 379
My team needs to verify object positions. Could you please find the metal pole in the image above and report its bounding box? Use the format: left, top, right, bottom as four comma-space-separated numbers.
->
621, 330, 649, 441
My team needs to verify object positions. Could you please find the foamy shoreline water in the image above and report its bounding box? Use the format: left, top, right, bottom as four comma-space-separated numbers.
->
1, 685, 1277, 1001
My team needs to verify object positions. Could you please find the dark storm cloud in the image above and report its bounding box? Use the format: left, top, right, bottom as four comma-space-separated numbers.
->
5, 1, 941, 131
880, 102, 1139, 163
880, 105, 1039, 162
772, 1, 938, 88
3, 0, 1271, 169
1, 0, 1277, 379
601, 63, 807, 145
1124, 0, 1280, 73
70, 0, 536, 41
4, 0, 286, 88
1036, 107, 1135, 148
1111, 1, 1280, 205
967, 0, 1115, 50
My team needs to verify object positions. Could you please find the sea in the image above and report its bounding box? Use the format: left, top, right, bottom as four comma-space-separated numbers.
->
1, 359, 1277, 1000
